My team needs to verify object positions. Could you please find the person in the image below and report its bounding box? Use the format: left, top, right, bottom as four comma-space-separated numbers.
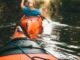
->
20, 0, 43, 40
21, 0, 41, 16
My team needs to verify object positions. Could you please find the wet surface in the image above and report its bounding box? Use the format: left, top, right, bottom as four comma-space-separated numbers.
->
37, 21, 80, 60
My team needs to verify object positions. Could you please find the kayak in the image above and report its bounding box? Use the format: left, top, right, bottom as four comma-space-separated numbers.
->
20, 16, 43, 39
0, 26, 58, 60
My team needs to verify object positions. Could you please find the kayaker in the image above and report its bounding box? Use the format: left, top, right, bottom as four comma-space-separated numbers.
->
21, 0, 41, 16
20, 0, 43, 39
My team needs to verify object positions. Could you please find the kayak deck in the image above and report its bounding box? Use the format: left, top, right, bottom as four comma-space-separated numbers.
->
0, 54, 58, 60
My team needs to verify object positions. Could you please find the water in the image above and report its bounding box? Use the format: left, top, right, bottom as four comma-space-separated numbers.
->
0, 20, 80, 60
37, 19, 80, 60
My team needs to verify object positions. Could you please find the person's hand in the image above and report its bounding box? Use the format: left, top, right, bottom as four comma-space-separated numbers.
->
28, 0, 34, 3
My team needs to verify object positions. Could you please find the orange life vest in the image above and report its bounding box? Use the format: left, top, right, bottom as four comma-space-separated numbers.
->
20, 16, 43, 39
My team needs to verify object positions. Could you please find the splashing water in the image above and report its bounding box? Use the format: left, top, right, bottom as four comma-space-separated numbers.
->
42, 18, 68, 35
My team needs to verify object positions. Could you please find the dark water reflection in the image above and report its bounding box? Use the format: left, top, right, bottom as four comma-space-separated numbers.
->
58, 26, 80, 59
60, 27, 80, 45
0, 24, 16, 46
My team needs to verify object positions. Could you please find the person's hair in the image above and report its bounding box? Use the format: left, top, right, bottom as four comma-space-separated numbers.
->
24, 0, 35, 7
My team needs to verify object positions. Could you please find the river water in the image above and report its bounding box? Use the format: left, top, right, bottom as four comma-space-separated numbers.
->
37, 19, 80, 60
0, 20, 80, 60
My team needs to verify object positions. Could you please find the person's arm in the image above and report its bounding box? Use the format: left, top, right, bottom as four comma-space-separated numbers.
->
40, 9, 47, 20
21, 0, 25, 8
